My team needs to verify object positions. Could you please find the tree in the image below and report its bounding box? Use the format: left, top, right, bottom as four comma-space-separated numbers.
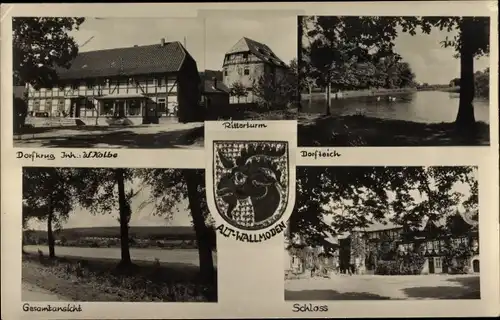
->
137, 169, 216, 291
474, 68, 489, 99
23, 168, 75, 258
13, 96, 28, 132
304, 16, 490, 129
13, 17, 85, 88
290, 166, 478, 248
251, 64, 297, 110
230, 81, 248, 103
70, 168, 138, 268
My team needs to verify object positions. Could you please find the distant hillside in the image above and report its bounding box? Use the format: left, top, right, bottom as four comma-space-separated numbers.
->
26, 226, 199, 241
200, 70, 223, 82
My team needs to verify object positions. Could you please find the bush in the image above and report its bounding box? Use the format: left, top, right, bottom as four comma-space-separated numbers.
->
398, 252, 426, 275
375, 260, 400, 275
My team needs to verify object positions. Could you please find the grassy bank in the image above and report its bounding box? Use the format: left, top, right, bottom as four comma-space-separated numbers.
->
298, 114, 490, 147
22, 252, 217, 302
301, 88, 417, 100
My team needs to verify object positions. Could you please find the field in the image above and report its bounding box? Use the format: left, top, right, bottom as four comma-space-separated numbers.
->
24, 245, 217, 266
26, 226, 200, 241
22, 246, 218, 302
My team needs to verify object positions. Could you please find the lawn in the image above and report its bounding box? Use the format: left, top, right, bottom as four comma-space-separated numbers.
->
285, 274, 480, 300
22, 252, 217, 302
298, 114, 490, 147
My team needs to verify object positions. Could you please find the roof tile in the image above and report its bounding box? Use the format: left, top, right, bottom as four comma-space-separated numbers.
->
56, 42, 188, 80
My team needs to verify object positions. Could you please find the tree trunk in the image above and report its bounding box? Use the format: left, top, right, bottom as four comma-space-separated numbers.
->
456, 18, 476, 129
47, 207, 55, 259
182, 170, 216, 289
115, 169, 132, 266
325, 82, 331, 115
95, 108, 99, 126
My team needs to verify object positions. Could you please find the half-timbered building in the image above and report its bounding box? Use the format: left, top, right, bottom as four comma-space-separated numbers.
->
285, 211, 480, 277
25, 39, 202, 125
222, 37, 288, 104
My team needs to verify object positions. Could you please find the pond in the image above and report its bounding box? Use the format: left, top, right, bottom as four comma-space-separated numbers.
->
302, 91, 490, 124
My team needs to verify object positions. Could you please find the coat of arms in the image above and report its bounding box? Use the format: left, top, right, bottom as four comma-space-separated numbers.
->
212, 140, 290, 231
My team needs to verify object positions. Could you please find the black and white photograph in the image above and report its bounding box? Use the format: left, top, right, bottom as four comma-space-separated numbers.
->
22, 167, 217, 302
297, 16, 491, 147
12, 15, 300, 149
203, 11, 299, 121
285, 166, 480, 300
13, 17, 208, 149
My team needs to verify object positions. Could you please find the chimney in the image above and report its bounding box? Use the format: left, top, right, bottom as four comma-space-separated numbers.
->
160, 38, 165, 46
212, 77, 217, 89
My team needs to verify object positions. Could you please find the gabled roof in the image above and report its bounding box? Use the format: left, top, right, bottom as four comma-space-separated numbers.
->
225, 37, 288, 68
203, 79, 230, 94
356, 220, 402, 232
56, 41, 191, 80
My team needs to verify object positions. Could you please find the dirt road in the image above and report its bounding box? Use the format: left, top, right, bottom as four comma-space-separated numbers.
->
22, 282, 69, 301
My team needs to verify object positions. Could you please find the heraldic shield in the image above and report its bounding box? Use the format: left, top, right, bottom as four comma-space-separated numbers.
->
207, 140, 293, 232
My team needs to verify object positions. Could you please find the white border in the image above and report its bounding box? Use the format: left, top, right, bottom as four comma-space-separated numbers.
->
1, 2, 499, 319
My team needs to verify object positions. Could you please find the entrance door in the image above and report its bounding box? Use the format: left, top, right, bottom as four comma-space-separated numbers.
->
428, 257, 435, 274
142, 101, 159, 124
473, 259, 480, 273
116, 101, 126, 117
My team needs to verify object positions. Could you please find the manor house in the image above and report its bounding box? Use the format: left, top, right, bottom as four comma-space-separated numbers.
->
285, 210, 479, 276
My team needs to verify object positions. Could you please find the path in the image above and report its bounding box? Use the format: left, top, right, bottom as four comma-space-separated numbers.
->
13, 123, 204, 148
285, 274, 480, 300
22, 282, 69, 301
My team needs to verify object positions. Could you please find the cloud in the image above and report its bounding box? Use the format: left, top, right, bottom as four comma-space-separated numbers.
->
394, 28, 490, 84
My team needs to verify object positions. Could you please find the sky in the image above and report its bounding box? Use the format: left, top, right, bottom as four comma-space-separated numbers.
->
302, 21, 490, 85
26, 179, 193, 231
393, 26, 489, 84
68, 15, 298, 74
67, 17, 489, 84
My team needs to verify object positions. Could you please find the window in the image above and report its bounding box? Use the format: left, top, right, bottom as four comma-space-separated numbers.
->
243, 53, 248, 59
33, 99, 41, 112
128, 100, 141, 116
244, 68, 250, 75
435, 257, 442, 268
157, 98, 166, 114
224, 69, 228, 76
101, 101, 113, 116
57, 99, 65, 111
157, 77, 166, 87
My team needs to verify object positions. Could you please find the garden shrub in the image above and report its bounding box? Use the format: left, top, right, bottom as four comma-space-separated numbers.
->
375, 260, 400, 275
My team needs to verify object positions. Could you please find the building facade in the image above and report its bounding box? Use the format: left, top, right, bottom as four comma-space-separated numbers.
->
222, 37, 288, 104
25, 39, 202, 125
285, 211, 480, 277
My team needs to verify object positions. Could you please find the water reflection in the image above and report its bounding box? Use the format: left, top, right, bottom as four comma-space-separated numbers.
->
302, 91, 490, 124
